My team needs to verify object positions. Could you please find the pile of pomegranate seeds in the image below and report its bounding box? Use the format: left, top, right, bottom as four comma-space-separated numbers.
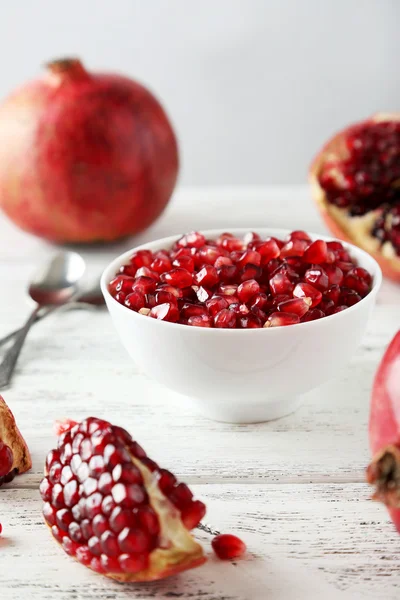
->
40, 417, 206, 581
108, 231, 373, 328
319, 121, 400, 254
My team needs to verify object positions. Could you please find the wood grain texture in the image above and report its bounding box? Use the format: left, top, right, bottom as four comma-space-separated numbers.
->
0, 186, 399, 599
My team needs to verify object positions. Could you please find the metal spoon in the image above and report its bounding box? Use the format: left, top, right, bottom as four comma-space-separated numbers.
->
0, 252, 86, 389
0, 281, 104, 349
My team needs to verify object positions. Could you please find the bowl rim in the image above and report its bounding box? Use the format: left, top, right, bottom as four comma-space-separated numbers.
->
100, 227, 382, 334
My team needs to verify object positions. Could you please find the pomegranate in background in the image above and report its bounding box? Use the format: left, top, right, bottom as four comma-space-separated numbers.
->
367, 331, 400, 532
0, 395, 31, 486
0, 58, 178, 243
310, 114, 400, 282
40, 417, 206, 582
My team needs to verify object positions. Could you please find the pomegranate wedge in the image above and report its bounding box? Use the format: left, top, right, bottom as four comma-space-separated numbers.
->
41, 418, 206, 582
367, 331, 400, 532
0, 395, 31, 486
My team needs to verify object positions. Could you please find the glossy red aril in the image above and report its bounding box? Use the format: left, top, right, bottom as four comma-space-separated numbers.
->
109, 230, 373, 328
41, 418, 206, 582
212, 534, 246, 560
0, 395, 32, 486
310, 114, 400, 282
265, 312, 300, 327
293, 282, 322, 307
161, 268, 193, 289
278, 297, 312, 317
367, 331, 400, 533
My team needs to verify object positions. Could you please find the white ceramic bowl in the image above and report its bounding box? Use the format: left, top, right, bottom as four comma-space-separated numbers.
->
101, 228, 382, 423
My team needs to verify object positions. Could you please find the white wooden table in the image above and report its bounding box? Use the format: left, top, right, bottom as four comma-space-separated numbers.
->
0, 186, 399, 600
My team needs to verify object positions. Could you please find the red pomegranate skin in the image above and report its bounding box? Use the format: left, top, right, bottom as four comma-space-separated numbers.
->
0, 59, 179, 243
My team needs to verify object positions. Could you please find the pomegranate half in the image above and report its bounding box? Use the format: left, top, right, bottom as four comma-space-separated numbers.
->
0, 58, 178, 243
40, 417, 206, 582
367, 331, 400, 532
310, 114, 400, 282
0, 395, 31, 485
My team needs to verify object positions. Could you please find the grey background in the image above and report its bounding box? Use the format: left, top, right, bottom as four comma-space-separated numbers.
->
1, 0, 398, 185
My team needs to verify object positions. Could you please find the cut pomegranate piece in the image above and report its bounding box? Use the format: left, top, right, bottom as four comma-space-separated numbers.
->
41, 418, 206, 581
211, 534, 246, 560
293, 282, 322, 307
367, 331, 400, 533
264, 312, 300, 327
310, 114, 400, 282
0, 396, 31, 486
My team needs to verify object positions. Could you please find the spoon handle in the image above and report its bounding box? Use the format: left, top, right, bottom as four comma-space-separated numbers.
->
0, 307, 40, 390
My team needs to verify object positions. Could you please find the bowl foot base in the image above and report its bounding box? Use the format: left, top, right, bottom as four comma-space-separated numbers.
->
186, 395, 304, 424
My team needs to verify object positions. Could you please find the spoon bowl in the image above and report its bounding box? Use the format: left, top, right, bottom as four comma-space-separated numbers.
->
28, 252, 86, 305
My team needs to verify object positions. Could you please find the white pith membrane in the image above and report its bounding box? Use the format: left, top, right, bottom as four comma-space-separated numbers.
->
0, 396, 31, 474
310, 113, 400, 274
108, 455, 205, 582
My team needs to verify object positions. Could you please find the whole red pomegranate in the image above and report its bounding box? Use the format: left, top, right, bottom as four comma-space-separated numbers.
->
310, 114, 400, 282
367, 331, 400, 532
0, 58, 178, 243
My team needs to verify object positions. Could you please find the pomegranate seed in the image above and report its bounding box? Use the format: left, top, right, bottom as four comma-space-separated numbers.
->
269, 273, 294, 296
304, 267, 329, 292
155, 284, 182, 299
333, 305, 348, 313
217, 233, 243, 252
181, 303, 208, 319
206, 296, 229, 317
303, 240, 328, 264
131, 276, 157, 295
301, 308, 325, 322
0, 442, 13, 477
237, 279, 260, 303
336, 261, 354, 274
118, 527, 151, 553
278, 297, 312, 317
180, 500, 206, 529
239, 264, 262, 282
196, 245, 222, 265
212, 534, 246, 560
214, 256, 233, 268
237, 250, 261, 268
195, 265, 219, 287
243, 231, 261, 245
188, 315, 212, 327
176, 231, 206, 249
129, 250, 153, 268
135, 267, 159, 281
217, 264, 238, 283
351, 266, 372, 286
150, 254, 172, 274
109, 276, 135, 295
172, 255, 195, 272
319, 298, 336, 315
325, 264, 344, 286
250, 293, 269, 311
264, 312, 300, 327
340, 288, 362, 306
325, 284, 341, 305
293, 282, 322, 307
343, 269, 371, 296
119, 553, 149, 573
149, 303, 179, 322
214, 309, 237, 328
280, 239, 308, 258
218, 283, 237, 296
124, 291, 146, 312
257, 239, 281, 264
239, 314, 262, 328
119, 264, 137, 277
161, 268, 193, 288
115, 292, 126, 304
